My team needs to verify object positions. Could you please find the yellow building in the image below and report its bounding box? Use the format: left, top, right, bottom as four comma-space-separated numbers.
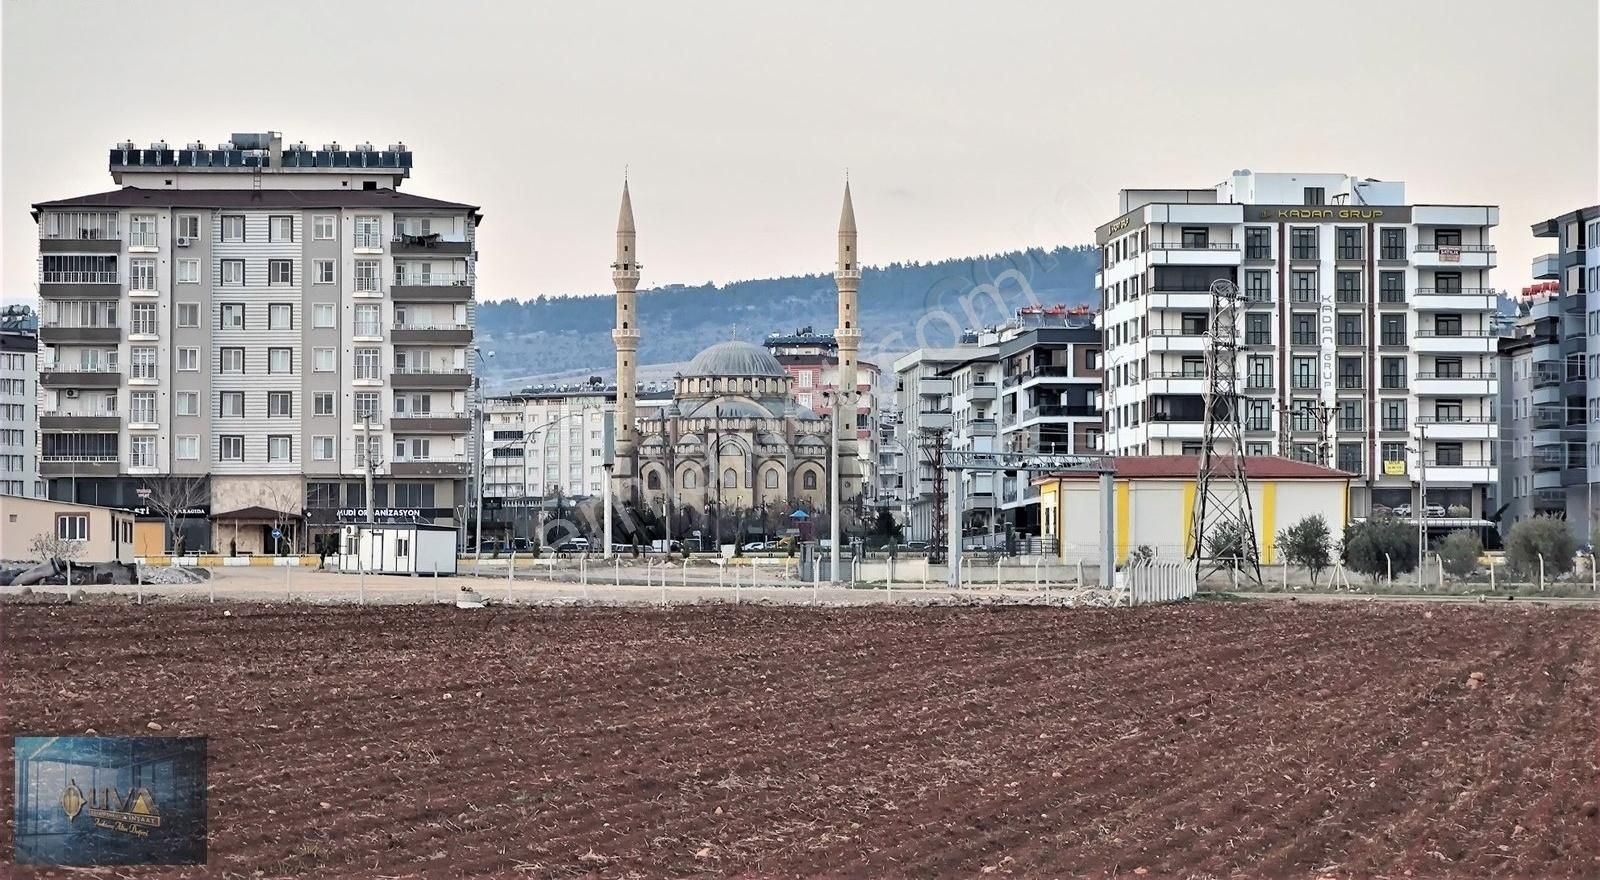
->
1038, 456, 1352, 565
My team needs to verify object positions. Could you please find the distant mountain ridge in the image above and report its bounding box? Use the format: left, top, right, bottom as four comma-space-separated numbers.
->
476, 244, 1100, 388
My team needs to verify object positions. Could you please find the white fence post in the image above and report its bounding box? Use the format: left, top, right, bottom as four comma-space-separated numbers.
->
1076, 559, 1083, 587
1385, 553, 1392, 589
1489, 559, 1496, 592
1538, 553, 1546, 591
1591, 553, 1597, 592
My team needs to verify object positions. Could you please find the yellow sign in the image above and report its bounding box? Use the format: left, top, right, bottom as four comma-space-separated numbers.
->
1383, 460, 1407, 475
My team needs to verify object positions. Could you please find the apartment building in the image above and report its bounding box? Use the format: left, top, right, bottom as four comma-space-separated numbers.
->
893, 342, 994, 542
1525, 205, 1600, 536
762, 328, 880, 503
1, 318, 42, 498
33, 132, 479, 553
1097, 170, 1500, 530
1497, 289, 1566, 531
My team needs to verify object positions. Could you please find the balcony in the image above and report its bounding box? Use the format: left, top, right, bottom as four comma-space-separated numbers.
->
1532, 253, 1560, 280
40, 454, 121, 477
1418, 460, 1497, 486
40, 365, 122, 388
1416, 415, 1496, 440
390, 322, 473, 345
1532, 363, 1562, 388
390, 367, 472, 390
963, 382, 997, 402
1020, 405, 1099, 424
1003, 364, 1079, 387
1145, 290, 1218, 310
40, 324, 122, 345
1412, 331, 1497, 354
1414, 372, 1497, 397
1145, 242, 1241, 267
389, 456, 471, 478
969, 418, 997, 437
392, 234, 472, 256
1143, 420, 1207, 441
389, 412, 472, 433
918, 377, 953, 397
1146, 372, 1208, 395
1413, 244, 1496, 269
1411, 287, 1498, 312
41, 409, 121, 431
354, 233, 386, 252
40, 237, 120, 254
39, 270, 121, 298
918, 409, 954, 430
391, 272, 474, 302
1145, 330, 1210, 353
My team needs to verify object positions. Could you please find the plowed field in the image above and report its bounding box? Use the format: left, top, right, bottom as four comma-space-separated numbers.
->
4, 601, 1598, 878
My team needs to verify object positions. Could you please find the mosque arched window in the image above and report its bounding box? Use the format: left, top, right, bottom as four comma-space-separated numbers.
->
723, 468, 738, 489
682, 470, 698, 489
764, 469, 780, 489
802, 470, 818, 491
647, 470, 661, 490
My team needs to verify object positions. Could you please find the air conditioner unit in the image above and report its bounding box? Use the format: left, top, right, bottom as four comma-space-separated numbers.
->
64, 389, 79, 399
323, 143, 341, 152
186, 141, 206, 150
289, 142, 308, 152
175, 236, 192, 247
150, 141, 168, 151
354, 142, 374, 152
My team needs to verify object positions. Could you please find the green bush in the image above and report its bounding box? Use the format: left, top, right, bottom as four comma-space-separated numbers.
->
1342, 518, 1418, 580
1436, 530, 1483, 579
1505, 516, 1576, 578
1276, 515, 1332, 587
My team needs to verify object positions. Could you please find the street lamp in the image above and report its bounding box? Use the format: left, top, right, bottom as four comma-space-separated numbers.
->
822, 389, 842, 583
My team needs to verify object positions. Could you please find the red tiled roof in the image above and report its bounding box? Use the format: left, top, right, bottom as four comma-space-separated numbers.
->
1044, 455, 1352, 481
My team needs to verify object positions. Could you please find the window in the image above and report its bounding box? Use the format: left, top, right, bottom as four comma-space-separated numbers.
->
268, 303, 293, 330
1303, 187, 1325, 206
355, 348, 381, 379
647, 470, 663, 490
802, 470, 818, 490
354, 304, 381, 337
1336, 227, 1362, 260
1382, 441, 1406, 462
1337, 356, 1364, 392
130, 391, 157, 424
314, 347, 336, 372
1380, 228, 1406, 260
798, 371, 814, 388
1435, 399, 1464, 423
130, 435, 156, 468
1381, 357, 1406, 389
314, 392, 335, 416
176, 391, 199, 416
1337, 442, 1363, 475
176, 435, 199, 460
1245, 399, 1271, 430
268, 436, 292, 462
1291, 356, 1316, 390
176, 302, 200, 328
355, 216, 382, 249
1245, 313, 1270, 345
269, 260, 293, 285
129, 214, 157, 248
1435, 228, 1462, 247
269, 391, 293, 417
1337, 314, 1362, 347
177, 259, 200, 284
314, 215, 335, 240
1379, 271, 1405, 303
221, 215, 245, 242
1434, 272, 1462, 294
1244, 227, 1270, 259
130, 258, 156, 291
1291, 271, 1317, 303
354, 391, 380, 421
394, 483, 436, 507
396, 437, 431, 461
395, 392, 432, 414
131, 346, 157, 380
1290, 227, 1318, 260
315, 260, 336, 284
220, 436, 245, 461
220, 259, 245, 286
1433, 315, 1462, 337
176, 214, 200, 241
131, 302, 158, 336
355, 260, 380, 292
1244, 270, 1269, 301
1380, 315, 1407, 346
56, 514, 88, 541
220, 347, 244, 374
1383, 400, 1408, 431
268, 348, 292, 374
312, 304, 336, 329
177, 347, 199, 371
221, 302, 245, 329
1180, 442, 1204, 456
1180, 226, 1209, 248
1435, 358, 1463, 379
270, 216, 294, 242
1180, 312, 1208, 335
313, 436, 335, 460
1336, 271, 1362, 304
1434, 442, 1464, 466
1291, 314, 1316, 346
220, 391, 244, 417
1245, 442, 1270, 457
1289, 403, 1317, 433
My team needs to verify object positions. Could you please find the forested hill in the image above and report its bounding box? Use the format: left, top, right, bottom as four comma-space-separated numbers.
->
476, 244, 1100, 388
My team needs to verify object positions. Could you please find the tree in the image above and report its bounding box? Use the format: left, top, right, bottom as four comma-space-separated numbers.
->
260, 481, 302, 555
142, 475, 208, 555
1341, 518, 1418, 581
29, 531, 84, 566
1127, 544, 1156, 566
1436, 529, 1483, 579
1276, 515, 1333, 587
1506, 515, 1576, 579
869, 507, 904, 550
1206, 520, 1256, 575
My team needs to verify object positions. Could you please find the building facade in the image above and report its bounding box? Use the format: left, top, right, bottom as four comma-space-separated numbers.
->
1496, 293, 1565, 531
762, 328, 881, 503
1, 321, 42, 498
1097, 170, 1500, 534
1527, 205, 1600, 537
32, 132, 479, 553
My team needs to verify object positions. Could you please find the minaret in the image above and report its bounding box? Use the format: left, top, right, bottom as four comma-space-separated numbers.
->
611, 181, 641, 494
833, 181, 863, 499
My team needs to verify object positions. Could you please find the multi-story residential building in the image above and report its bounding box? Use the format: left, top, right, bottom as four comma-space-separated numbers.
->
1528, 205, 1600, 536
1, 318, 43, 498
1497, 287, 1566, 532
996, 306, 1102, 532
1097, 170, 1500, 532
762, 328, 881, 503
32, 132, 479, 553
894, 342, 994, 542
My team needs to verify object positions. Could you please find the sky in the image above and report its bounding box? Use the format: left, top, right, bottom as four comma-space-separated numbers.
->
3, 0, 1597, 308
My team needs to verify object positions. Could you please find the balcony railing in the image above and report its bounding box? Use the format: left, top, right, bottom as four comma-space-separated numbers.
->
392, 411, 467, 420
394, 322, 471, 332
393, 272, 471, 287
128, 231, 158, 248
1416, 415, 1494, 425
1149, 371, 1206, 379
43, 407, 119, 417
1416, 330, 1496, 338
1416, 244, 1496, 253
1416, 371, 1497, 380
1148, 242, 1241, 251
354, 233, 385, 249
393, 367, 470, 375
41, 454, 118, 463
1414, 287, 1496, 295
1022, 405, 1098, 420
42, 271, 120, 284
1149, 329, 1210, 337
390, 455, 469, 464
1421, 458, 1494, 468
43, 363, 119, 373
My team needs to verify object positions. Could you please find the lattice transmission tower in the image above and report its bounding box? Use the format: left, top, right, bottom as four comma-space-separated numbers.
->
1187, 278, 1263, 585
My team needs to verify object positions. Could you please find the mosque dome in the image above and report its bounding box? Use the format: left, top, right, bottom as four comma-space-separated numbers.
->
685, 341, 787, 379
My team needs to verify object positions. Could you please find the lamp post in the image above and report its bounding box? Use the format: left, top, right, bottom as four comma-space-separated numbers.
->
823, 390, 842, 583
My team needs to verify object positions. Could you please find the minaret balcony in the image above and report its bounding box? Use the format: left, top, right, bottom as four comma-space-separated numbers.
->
612, 266, 641, 281
613, 328, 640, 345
835, 268, 862, 280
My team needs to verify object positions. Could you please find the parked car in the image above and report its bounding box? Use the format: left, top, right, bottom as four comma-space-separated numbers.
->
555, 537, 591, 553
1424, 504, 1447, 518
741, 541, 771, 552
903, 541, 930, 552
1392, 504, 1412, 518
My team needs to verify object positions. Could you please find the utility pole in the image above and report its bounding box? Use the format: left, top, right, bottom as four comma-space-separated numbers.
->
1189, 278, 1263, 585
1416, 424, 1426, 589
828, 391, 842, 583
603, 462, 614, 559
361, 413, 377, 525
473, 386, 484, 561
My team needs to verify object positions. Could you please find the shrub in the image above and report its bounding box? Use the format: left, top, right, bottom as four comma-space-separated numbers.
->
1276, 515, 1333, 587
1505, 515, 1576, 578
1206, 520, 1256, 573
1436, 529, 1483, 579
1342, 518, 1418, 581
1128, 544, 1156, 566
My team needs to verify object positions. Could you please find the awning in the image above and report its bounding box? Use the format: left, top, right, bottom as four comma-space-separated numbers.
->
210, 505, 296, 522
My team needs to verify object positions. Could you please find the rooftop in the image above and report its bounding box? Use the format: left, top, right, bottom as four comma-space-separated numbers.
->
1044, 456, 1353, 481
33, 187, 480, 221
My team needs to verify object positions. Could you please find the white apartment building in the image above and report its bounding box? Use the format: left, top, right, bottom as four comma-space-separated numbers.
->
33, 132, 479, 554
1, 325, 42, 497
1097, 170, 1500, 528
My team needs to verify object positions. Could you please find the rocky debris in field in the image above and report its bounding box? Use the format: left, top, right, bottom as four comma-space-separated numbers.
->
138, 565, 209, 585
1468, 671, 1487, 689
147, 721, 163, 731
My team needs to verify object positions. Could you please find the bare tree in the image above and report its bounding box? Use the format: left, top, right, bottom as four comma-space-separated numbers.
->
142, 476, 209, 555
259, 482, 303, 555
29, 531, 85, 566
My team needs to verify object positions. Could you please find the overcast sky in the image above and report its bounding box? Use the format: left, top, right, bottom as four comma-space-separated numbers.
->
4, 0, 1596, 308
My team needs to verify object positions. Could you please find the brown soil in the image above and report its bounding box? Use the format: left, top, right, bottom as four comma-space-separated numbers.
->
3, 602, 1598, 879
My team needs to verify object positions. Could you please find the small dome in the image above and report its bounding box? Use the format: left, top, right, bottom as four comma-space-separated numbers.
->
688, 399, 771, 420
685, 341, 787, 379
759, 433, 787, 446
797, 435, 827, 449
